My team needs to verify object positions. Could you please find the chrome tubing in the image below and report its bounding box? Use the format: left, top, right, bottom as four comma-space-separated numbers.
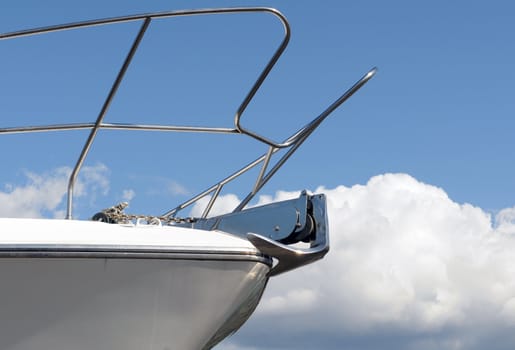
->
178, 67, 378, 216
1, 8, 377, 220
235, 67, 378, 211
0, 123, 239, 135
1, 7, 290, 220
65, 18, 151, 219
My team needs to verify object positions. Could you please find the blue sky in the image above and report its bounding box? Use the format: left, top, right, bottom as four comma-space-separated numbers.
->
2, 0, 514, 215
2, 1, 515, 349
0, 1, 515, 215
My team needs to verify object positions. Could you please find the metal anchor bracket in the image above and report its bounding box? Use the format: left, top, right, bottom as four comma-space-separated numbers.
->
247, 193, 329, 276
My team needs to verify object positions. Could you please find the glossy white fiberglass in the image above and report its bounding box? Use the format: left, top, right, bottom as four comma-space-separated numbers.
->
0, 218, 270, 350
0, 218, 259, 252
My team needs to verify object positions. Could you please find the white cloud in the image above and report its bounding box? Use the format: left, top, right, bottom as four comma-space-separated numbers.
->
0, 164, 110, 219
258, 288, 317, 315
141, 177, 189, 198
185, 189, 303, 220
495, 206, 515, 235
167, 180, 189, 196
122, 189, 136, 202
4, 169, 515, 349
77, 163, 110, 197
219, 173, 515, 350
0, 167, 70, 218
189, 193, 241, 218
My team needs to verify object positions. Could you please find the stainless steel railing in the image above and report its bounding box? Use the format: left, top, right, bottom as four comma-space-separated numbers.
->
0, 7, 376, 220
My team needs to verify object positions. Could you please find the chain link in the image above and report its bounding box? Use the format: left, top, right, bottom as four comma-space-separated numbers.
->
93, 202, 196, 225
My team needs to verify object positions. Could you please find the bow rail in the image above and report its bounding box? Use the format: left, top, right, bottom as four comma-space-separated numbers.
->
0, 7, 376, 220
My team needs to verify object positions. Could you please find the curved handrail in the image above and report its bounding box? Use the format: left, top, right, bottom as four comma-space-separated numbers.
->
1, 8, 377, 221
1, 7, 291, 219
163, 67, 377, 218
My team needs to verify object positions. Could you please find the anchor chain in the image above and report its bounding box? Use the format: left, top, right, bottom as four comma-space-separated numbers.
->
91, 202, 196, 225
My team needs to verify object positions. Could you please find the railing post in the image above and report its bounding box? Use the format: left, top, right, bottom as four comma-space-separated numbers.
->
66, 18, 152, 219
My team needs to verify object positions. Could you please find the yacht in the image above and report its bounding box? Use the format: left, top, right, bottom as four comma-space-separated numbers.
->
0, 7, 376, 350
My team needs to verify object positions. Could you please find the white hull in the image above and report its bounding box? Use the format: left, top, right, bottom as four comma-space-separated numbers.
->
0, 219, 271, 350
0, 5, 373, 349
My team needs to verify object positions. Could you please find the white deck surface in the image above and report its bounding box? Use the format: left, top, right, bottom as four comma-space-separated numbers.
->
0, 218, 257, 252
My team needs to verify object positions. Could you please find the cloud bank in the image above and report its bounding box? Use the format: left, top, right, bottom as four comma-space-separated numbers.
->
0, 164, 110, 219
2, 169, 515, 349
218, 173, 515, 350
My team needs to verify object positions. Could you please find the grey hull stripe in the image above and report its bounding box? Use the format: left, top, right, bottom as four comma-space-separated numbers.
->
0, 245, 272, 265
